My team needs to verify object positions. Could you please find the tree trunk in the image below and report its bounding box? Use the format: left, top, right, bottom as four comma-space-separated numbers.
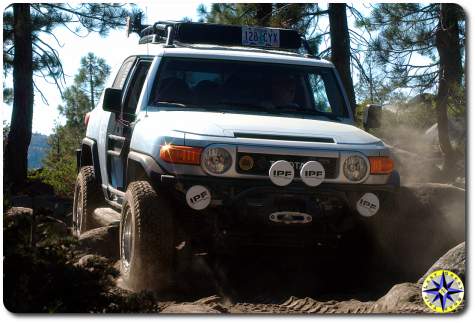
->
89, 60, 95, 110
435, 3, 463, 176
5, 4, 33, 189
328, 3, 356, 117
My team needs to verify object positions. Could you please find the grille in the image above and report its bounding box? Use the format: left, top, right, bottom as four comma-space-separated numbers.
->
236, 152, 338, 179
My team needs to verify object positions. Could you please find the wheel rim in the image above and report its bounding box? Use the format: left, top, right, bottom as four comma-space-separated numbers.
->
73, 182, 83, 236
121, 206, 133, 272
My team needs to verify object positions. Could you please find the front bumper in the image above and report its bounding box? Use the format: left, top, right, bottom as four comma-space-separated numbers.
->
154, 172, 399, 248
155, 172, 398, 212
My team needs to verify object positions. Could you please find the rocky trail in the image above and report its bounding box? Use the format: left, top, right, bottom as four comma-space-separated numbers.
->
4, 180, 465, 314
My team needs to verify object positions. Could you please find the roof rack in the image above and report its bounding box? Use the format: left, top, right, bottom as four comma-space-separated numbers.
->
128, 19, 315, 55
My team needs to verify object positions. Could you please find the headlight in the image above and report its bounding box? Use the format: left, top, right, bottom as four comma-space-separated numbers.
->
202, 147, 232, 174
343, 155, 368, 181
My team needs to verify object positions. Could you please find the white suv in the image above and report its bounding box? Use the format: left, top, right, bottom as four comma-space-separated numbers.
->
73, 21, 399, 292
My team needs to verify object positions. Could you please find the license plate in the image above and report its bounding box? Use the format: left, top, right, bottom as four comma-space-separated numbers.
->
242, 26, 280, 48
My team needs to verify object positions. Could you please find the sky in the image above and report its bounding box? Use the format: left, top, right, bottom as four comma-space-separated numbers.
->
2, 1, 209, 135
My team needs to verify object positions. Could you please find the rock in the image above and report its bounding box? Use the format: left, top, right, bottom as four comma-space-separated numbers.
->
365, 183, 465, 281
37, 216, 70, 237
93, 208, 121, 227
78, 225, 119, 260
373, 283, 429, 313
75, 254, 110, 270
418, 242, 465, 284
9, 194, 73, 219
193, 295, 229, 313
161, 303, 221, 314
5, 207, 33, 219
391, 146, 443, 183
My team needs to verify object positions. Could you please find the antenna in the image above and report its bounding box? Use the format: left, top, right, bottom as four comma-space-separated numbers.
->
145, 5, 149, 117
145, 6, 149, 57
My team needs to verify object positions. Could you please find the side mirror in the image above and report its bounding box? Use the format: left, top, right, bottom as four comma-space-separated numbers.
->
363, 104, 382, 130
102, 88, 122, 113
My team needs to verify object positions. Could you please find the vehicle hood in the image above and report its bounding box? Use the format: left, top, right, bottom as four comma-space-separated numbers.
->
149, 110, 382, 145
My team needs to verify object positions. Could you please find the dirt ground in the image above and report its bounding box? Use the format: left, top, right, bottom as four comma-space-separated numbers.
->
100, 183, 465, 314
5, 180, 466, 314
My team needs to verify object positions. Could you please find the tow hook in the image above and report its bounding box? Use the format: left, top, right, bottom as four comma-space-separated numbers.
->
269, 211, 313, 224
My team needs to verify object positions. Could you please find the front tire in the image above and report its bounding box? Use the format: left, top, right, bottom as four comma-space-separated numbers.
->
120, 181, 175, 292
72, 166, 102, 237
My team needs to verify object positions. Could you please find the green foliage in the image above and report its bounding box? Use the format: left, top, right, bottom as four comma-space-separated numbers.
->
57, 85, 90, 130
40, 53, 110, 197
363, 4, 464, 92
75, 52, 111, 110
3, 120, 9, 142
3, 3, 132, 103
40, 125, 83, 197
3, 87, 13, 104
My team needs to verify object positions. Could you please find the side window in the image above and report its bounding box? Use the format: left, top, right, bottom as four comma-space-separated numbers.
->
122, 61, 152, 119
112, 57, 136, 90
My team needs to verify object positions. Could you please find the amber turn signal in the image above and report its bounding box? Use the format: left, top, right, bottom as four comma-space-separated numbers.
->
160, 145, 202, 165
368, 156, 394, 174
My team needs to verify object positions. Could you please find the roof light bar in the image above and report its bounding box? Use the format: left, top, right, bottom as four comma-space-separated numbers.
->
135, 21, 308, 52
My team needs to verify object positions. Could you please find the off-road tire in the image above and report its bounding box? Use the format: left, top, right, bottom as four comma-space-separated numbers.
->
120, 181, 175, 292
72, 166, 102, 237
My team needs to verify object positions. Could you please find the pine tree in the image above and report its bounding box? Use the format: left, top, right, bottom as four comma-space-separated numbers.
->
3, 3, 132, 190
42, 54, 111, 196
365, 3, 465, 175
75, 53, 111, 111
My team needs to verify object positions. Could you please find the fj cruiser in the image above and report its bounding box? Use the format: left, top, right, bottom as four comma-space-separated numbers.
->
73, 21, 399, 291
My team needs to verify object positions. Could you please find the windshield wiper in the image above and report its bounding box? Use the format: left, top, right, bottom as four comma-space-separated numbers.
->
155, 101, 191, 108
270, 109, 341, 122
316, 113, 341, 122
211, 101, 274, 114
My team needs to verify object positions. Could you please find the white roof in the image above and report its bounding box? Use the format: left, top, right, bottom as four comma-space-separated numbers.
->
135, 43, 334, 68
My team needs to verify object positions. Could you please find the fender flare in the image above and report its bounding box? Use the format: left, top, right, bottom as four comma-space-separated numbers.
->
80, 137, 102, 184
126, 151, 165, 187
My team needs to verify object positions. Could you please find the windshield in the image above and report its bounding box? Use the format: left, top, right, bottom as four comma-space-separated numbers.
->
149, 57, 349, 119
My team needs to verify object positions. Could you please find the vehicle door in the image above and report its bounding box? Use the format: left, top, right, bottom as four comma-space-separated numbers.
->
105, 57, 152, 202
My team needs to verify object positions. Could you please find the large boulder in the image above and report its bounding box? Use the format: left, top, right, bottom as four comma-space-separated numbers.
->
365, 183, 465, 281
78, 225, 119, 260
161, 303, 221, 314
418, 242, 465, 284
391, 146, 443, 183
4, 207, 33, 219
74, 254, 111, 271
92, 207, 121, 227
373, 283, 429, 313
161, 296, 227, 313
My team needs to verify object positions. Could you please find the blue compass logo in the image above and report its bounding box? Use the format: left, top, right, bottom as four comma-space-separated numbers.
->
422, 270, 464, 313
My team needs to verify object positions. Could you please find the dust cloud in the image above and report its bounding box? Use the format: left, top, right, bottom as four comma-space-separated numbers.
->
364, 118, 466, 283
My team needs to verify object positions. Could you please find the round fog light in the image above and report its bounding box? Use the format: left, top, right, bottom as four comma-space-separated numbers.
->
239, 155, 254, 171
356, 193, 380, 217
